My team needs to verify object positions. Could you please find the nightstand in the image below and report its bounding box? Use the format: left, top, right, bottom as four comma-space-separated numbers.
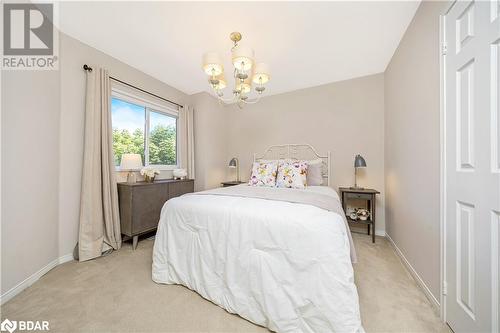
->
339, 187, 380, 243
221, 181, 245, 187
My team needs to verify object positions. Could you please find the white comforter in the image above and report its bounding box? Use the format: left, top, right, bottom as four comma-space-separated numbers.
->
152, 185, 363, 333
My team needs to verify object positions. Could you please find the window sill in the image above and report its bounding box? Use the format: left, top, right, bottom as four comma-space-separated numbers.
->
115, 166, 179, 172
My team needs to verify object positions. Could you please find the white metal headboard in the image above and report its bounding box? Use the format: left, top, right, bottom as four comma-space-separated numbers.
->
253, 144, 331, 186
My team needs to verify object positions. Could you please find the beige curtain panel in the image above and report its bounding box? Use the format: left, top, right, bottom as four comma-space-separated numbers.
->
180, 105, 195, 179
78, 67, 121, 262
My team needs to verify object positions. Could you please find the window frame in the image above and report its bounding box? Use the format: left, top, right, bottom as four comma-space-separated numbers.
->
111, 87, 180, 171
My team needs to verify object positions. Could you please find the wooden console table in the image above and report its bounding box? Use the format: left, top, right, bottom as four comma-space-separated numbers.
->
117, 179, 194, 249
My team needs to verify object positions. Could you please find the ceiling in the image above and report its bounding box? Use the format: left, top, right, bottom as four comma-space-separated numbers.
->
59, 1, 420, 97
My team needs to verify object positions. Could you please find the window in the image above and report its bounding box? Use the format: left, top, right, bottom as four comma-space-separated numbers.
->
111, 90, 178, 169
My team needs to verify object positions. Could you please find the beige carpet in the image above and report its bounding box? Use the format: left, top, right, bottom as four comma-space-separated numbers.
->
1, 234, 450, 332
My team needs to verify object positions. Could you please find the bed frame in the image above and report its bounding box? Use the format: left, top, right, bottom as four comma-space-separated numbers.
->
253, 144, 331, 186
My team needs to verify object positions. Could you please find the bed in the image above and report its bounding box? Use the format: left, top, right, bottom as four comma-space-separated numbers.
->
152, 144, 363, 333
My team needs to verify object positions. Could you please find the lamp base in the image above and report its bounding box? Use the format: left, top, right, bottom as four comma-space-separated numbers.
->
349, 186, 365, 190
127, 172, 137, 184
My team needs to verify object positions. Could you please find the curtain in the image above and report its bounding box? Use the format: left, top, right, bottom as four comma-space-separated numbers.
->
77, 67, 121, 262
179, 105, 195, 179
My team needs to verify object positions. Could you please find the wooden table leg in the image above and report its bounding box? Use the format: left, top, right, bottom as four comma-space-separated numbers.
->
371, 195, 376, 243
133, 236, 138, 250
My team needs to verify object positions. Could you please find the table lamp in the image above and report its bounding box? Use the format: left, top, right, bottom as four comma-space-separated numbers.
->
120, 154, 143, 183
229, 157, 240, 182
351, 154, 366, 189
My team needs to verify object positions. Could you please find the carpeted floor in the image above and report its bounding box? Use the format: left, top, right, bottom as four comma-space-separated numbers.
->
1, 233, 450, 332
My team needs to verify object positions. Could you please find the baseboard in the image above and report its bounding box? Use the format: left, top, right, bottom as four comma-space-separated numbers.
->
0, 253, 74, 305
386, 233, 441, 312
58, 253, 74, 265
350, 226, 386, 237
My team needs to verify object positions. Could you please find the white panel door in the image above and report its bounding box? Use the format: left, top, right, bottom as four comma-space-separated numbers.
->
444, 0, 500, 332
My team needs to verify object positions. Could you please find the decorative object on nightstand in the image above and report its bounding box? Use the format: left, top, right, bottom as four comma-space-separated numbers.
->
140, 167, 160, 183
228, 157, 240, 182
118, 179, 194, 250
339, 187, 380, 243
120, 153, 143, 184
356, 208, 370, 221
350, 154, 366, 189
173, 168, 188, 180
221, 181, 245, 187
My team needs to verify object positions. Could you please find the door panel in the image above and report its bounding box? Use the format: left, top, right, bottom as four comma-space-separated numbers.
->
445, 1, 500, 332
456, 201, 476, 320
492, 0, 500, 22
456, 59, 475, 171
493, 210, 500, 333
493, 39, 500, 172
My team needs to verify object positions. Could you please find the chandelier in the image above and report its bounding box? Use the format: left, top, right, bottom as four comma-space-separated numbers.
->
202, 32, 270, 108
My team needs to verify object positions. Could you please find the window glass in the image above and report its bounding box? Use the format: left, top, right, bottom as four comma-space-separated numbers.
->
149, 110, 177, 165
111, 98, 145, 166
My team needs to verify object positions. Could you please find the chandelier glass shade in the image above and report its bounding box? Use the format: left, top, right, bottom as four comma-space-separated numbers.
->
202, 32, 270, 108
236, 77, 252, 94
253, 63, 270, 84
202, 52, 223, 76
231, 45, 254, 71
213, 74, 227, 90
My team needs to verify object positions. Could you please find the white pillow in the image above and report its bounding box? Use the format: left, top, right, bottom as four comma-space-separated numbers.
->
307, 159, 323, 186
248, 161, 278, 187
276, 160, 308, 189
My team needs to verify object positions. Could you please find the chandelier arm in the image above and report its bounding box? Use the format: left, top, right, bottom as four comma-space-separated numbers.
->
216, 95, 238, 103
241, 94, 263, 104
213, 90, 239, 104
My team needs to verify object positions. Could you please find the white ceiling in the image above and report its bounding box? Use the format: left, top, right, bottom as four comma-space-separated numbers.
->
59, 1, 420, 97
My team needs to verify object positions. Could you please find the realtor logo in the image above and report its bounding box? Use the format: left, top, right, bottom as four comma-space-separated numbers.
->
3, 3, 53, 55
2, 2, 58, 70
0, 319, 17, 333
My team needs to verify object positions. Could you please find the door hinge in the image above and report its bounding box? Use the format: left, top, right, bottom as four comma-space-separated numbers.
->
441, 42, 448, 56
443, 281, 448, 295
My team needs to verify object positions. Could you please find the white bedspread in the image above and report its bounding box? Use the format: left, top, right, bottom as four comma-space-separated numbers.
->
152, 185, 363, 333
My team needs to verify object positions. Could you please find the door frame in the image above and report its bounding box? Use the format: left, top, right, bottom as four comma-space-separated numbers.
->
439, 0, 456, 324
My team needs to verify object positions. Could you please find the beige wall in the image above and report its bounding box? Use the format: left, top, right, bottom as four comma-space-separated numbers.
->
226, 73, 386, 234
384, 0, 448, 300
58, 33, 190, 257
1, 70, 61, 295
190, 92, 230, 192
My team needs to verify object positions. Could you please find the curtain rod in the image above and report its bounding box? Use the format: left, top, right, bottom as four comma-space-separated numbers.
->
82, 64, 183, 109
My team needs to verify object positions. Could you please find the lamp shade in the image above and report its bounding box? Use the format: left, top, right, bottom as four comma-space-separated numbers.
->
120, 154, 143, 170
354, 154, 367, 168
213, 74, 226, 90
232, 45, 254, 71
202, 52, 223, 76
252, 63, 270, 84
236, 77, 252, 94
229, 157, 238, 168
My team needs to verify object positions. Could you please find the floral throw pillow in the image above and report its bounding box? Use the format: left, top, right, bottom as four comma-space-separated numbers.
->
248, 161, 278, 187
276, 160, 308, 189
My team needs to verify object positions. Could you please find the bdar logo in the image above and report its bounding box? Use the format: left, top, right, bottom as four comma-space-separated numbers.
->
0, 319, 17, 333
